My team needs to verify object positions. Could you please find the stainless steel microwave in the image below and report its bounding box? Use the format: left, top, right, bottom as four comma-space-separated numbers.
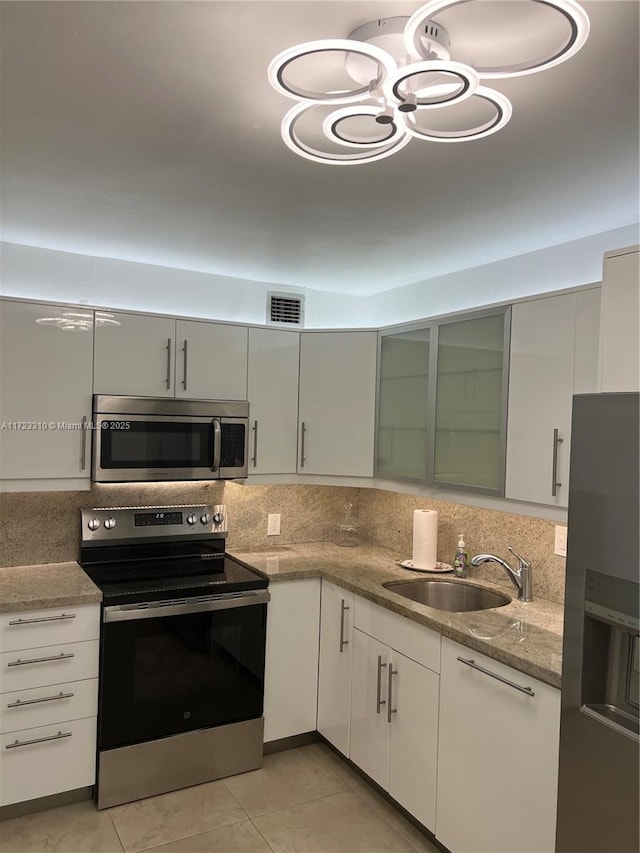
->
92, 396, 249, 483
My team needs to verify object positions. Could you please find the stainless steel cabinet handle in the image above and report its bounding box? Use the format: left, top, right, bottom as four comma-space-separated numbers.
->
339, 599, 350, 653
387, 665, 398, 723
8, 613, 76, 626
551, 428, 564, 496
457, 656, 535, 697
165, 337, 172, 390
7, 652, 75, 667
80, 415, 88, 470
211, 418, 221, 472
182, 339, 188, 390
376, 655, 387, 713
6, 731, 72, 750
251, 420, 258, 467
300, 422, 306, 468
7, 691, 74, 709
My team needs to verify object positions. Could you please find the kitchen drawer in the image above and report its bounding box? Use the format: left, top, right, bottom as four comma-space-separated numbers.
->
0, 715, 97, 806
0, 677, 98, 735
0, 604, 99, 653
0, 640, 99, 694
353, 596, 441, 673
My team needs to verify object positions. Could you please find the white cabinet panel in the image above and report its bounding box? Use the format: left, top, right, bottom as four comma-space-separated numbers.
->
1, 677, 98, 734
0, 604, 100, 653
389, 650, 439, 831
0, 300, 93, 483
436, 637, 560, 853
263, 580, 320, 742
317, 581, 353, 756
175, 320, 248, 400
574, 287, 601, 394
298, 332, 377, 476
94, 312, 176, 397
349, 628, 390, 789
599, 247, 639, 392
0, 640, 99, 694
247, 328, 299, 474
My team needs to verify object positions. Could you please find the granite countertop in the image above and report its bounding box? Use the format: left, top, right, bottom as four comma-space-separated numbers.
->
0, 561, 102, 614
229, 542, 565, 689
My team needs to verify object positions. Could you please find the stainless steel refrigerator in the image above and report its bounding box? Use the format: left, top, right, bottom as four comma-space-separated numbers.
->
556, 392, 639, 853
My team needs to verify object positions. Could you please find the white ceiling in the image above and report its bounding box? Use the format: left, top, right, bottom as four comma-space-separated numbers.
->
0, 1, 638, 297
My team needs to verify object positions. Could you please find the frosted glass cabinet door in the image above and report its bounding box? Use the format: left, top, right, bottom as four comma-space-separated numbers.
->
376, 328, 430, 480
433, 310, 508, 493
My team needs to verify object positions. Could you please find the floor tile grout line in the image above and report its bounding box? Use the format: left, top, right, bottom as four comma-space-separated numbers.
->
236, 780, 354, 820
108, 813, 128, 853
249, 816, 279, 853
350, 785, 431, 853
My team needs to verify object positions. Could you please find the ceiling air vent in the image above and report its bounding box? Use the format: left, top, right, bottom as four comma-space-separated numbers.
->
267, 292, 305, 327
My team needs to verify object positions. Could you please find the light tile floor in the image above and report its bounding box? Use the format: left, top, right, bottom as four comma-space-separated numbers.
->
0, 743, 442, 853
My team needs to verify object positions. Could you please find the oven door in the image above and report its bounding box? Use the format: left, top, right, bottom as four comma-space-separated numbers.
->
98, 592, 268, 750
93, 413, 248, 482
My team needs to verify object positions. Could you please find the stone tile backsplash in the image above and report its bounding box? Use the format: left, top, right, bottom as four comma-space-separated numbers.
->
0, 482, 566, 605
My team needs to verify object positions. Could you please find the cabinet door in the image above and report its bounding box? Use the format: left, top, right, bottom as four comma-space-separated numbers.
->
247, 328, 299, 474
94, 312, 176, 397
298, 332, 377, 476
175, 320, 248, 400
317, 582, 353, 756
0, 301, 93, 483
388, 650, 439, 832
436, 637, 560, 853
505, 294, 576, 506
599, 247, 639, 392
263, 580, 320, 743
349, 628, 390, 789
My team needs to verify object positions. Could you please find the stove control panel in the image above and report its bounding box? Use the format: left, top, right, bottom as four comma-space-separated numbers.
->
81, 505, 227, 543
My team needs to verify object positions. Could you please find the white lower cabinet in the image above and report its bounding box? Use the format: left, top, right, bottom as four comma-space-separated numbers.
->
263, 579, 320, 743
436, 637, 561, 853
0, 604, 100, 807
317, 581, 353, 756
349, 597, 440, 832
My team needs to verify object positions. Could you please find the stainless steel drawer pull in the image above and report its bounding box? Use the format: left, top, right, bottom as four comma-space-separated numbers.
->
7, 691, 74, 709
251, 420, 258, 467
166, 337, 172, 389
8, 613, 76, 626
339, 599, 350, 653
551, 428, 563, 496
7, 652, 75, 667
387, 665, 398, 724
6, 731, 72, 750
182, 339, 188, 390
376, 655, 387, 713
80, 415, 88, 471
457, 656, 535, 697
300, 422, 306, 468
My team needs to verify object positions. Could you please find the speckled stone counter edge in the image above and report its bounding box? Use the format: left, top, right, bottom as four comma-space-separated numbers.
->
0, 562, 102, 613
229, 543, 565, 689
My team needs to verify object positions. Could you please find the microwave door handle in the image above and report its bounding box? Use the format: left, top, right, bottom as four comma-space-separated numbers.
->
211, 418, 221, 472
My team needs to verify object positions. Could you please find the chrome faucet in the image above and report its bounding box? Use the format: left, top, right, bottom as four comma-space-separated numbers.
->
470, 547, 532, 602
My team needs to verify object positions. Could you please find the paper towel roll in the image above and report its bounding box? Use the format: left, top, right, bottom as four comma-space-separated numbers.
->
412, 509, 438, 570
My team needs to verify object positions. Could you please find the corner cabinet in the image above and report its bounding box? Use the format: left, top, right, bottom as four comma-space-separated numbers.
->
599, 246, 639, 392
317, 581, 353, 756
0, 300, 94, 490
94, 312, 248, 400
505, 288, 600, 506
436, 637, 560, 853
298, 332, 377, 477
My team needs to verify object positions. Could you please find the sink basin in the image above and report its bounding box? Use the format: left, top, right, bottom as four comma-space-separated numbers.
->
383, 579, 511, 612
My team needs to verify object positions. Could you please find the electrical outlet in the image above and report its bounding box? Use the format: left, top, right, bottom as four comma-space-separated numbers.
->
554, 525, 567, 557
267, 513, 281, 536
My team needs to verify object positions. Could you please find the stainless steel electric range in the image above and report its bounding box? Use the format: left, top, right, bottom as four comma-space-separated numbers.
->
79, 504, 269, 809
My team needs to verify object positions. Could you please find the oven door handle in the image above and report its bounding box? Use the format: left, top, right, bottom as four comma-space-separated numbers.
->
211, 418, 221, 472
103, 590, 270, 622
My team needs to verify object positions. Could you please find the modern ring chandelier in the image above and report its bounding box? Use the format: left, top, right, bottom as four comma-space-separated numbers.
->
268, 0, 590, 165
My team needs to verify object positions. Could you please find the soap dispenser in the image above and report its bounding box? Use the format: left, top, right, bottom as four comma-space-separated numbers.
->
454, 534, 469, 578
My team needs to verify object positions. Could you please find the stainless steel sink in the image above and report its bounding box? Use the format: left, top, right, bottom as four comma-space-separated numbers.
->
383, 579, 511, 612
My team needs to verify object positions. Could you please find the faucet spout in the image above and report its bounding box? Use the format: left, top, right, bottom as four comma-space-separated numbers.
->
470, 547, 533, 602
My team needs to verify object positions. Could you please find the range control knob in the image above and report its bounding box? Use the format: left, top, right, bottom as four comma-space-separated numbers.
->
200, 513, 212, 525
213, 512, 225, 525
103, 517, 116, 530
87, 518, 100, 531
186, 513, 198, 526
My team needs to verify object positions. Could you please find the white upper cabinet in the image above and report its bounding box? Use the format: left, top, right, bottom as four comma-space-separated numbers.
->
94, 312, 176, 397
247, 328, 299, 474
599, 246, 639, 392
0, 300, 93, 487
94, 313, 248, 400
505, 289, 599, 506
298, 331, 377, 477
